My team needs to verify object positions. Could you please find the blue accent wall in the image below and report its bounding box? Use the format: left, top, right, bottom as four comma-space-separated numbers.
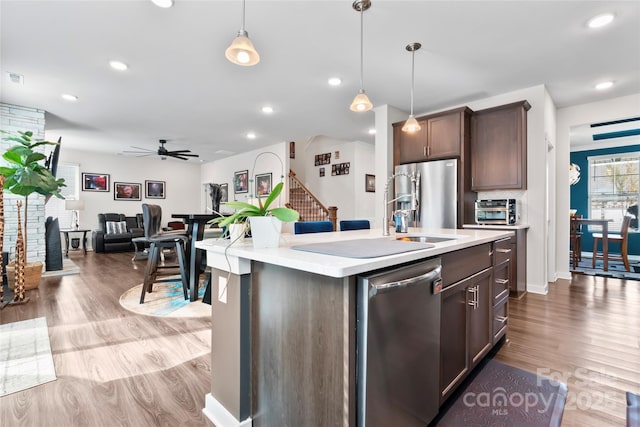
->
570, 145, 639, 257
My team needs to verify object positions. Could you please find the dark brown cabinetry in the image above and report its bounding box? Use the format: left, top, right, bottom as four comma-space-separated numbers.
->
471, 100, 530, 191
492, 237, 511, 344
393, 106, 475, 227
440, 243, 494, 404
393, 106, 471, 165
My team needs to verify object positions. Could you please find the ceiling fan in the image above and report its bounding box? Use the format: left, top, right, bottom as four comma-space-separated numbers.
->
122, 139, 199, 161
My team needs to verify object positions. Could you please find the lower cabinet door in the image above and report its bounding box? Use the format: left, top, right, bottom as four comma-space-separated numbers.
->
468, 268, 493, 367
439, 279, 469, 404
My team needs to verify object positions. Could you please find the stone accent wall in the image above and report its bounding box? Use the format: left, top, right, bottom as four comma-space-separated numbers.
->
0, 103, 47, 263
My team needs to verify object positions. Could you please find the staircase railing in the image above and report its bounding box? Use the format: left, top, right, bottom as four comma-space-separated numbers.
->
287, 169, 338, 230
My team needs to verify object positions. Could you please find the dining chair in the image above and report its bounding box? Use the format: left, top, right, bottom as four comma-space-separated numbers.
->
569, 214, 583, 270
592, 215, 631, 272
294, 221, 334, 234
136, 204, 190, 303
339, 219, 371, 231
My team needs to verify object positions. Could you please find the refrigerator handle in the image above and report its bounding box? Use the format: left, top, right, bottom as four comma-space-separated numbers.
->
413, 171, 420, 211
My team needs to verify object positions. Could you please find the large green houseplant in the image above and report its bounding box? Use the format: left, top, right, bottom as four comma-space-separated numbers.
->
0, 130, 66, 291
210, 181, 299, 247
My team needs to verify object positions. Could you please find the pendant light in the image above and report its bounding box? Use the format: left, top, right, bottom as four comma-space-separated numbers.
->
225, 0, 260, 66
350, 0, 372, 112
402, 42, 422, 133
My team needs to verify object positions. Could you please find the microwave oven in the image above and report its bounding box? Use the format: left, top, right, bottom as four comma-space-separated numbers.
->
474, 199, 517, 225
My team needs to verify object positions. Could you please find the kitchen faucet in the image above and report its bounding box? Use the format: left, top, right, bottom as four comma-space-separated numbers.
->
382, 172, 419, 236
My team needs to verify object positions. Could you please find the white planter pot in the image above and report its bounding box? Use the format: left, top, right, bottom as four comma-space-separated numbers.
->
229, 223, 246, 242
248, 216, 282, 249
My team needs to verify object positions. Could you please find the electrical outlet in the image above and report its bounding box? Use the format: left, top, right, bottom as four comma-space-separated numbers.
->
218, 277, 227, 304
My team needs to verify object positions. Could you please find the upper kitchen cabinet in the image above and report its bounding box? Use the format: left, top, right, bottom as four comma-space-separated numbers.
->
393, 107, 472, 165
471, 101, 531, 191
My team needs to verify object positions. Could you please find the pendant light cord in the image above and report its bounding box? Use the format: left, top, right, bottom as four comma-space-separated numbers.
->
359, 6, 364, 91
410, 49, 415, 115
241, 0, 246, 32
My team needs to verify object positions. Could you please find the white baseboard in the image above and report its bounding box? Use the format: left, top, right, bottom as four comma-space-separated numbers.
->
556, 271, 572, 280
527, 282, 548, 295
202, 394, 252, 427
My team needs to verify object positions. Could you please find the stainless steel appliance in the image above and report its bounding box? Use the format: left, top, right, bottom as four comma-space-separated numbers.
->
475, 199, 517, 225
394, 159, 458, 229
357, 257, 442, 427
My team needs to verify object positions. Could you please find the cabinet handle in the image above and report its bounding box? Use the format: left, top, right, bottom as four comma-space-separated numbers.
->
495, 279, 509, 284
423, 146, 427, 157
495, 316, 508, 323
496, 248, 511, 254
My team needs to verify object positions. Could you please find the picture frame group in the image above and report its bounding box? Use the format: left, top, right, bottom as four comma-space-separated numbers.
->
234, 170, 248, 193
145, 180, 165, 199
255, 173, 272, 197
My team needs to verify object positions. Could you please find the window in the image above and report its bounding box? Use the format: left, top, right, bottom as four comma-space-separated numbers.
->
587, 152, 639, 232
44, 163, 80, 229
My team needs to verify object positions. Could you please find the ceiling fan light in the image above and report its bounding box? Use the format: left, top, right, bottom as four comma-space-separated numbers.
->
151, 0, 174, 8
402, 115, 421, 133
350, 90, 373, 112
225, 32, 260, 66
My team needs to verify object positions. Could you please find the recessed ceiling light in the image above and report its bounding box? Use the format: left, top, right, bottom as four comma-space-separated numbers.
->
151, 0, 174, 8
595, 81, 614, 90
6, 72, 24, 85
247, 132, 256, 139
61, 93, 78, 101
109, 60, 128, 71
328, 77, 342, 86
368, 128, 376, 135
261, 106, 274, 114
588, 13, 614, 29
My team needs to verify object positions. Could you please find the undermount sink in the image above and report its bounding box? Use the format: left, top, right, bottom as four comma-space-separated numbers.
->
395, 235, 458, 244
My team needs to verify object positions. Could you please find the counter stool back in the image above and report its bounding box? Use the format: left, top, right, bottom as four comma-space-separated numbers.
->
294, 221, 334, 234
339, 219, 370, 231
138, 204, 190, 304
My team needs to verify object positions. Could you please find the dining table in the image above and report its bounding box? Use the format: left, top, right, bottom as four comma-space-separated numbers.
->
171, 213, 217, 302
573, 217, 613, 271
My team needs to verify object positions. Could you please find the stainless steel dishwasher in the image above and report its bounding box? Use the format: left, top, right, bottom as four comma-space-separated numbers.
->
357, 257, 442, 427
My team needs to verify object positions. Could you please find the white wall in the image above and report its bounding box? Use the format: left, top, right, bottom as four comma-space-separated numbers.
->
200, 142, 291, 229
59, 148, 201, 249
287, 135, 375, 223
555, 93, 640, 280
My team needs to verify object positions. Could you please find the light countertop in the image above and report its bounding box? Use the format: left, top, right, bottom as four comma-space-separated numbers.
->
196, 227, 513, 278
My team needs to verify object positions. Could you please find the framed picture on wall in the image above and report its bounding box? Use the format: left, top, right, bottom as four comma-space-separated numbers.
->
234, 170, 248, 193
114, 182, 142, 201
82, 172, 110, 192
255, 173, 272, 197
365, 174, 375, 192
145, 180, 165, 199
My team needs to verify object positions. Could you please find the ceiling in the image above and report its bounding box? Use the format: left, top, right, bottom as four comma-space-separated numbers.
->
1, 1, 639, 162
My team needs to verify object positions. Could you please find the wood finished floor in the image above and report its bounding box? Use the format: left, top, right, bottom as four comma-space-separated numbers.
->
495, 274, 640, 427
0, 251, 213, 427
1, 253, 639, 426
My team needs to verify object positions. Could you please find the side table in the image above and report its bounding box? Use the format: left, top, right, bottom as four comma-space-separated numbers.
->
60, 228, 91, 257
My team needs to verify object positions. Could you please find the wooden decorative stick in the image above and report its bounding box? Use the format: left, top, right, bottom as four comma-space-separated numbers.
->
13, 200, 28, 303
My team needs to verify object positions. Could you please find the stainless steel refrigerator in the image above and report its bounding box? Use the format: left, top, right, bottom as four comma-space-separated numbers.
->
394, 159, 458, 229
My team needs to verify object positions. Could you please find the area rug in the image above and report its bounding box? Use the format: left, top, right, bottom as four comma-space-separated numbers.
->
0, 317, 57, 397
433, 359, 567, 427
572, 257, 640, 281
119, 280, 210, 318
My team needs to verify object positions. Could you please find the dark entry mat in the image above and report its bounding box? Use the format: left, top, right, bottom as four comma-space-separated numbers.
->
433, 359, 567, 427
629, 391, 640, 427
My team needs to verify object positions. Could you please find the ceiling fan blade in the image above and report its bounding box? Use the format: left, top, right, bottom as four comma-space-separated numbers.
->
129, 146, 155, 152
165, 149, 192, 154
170, 155, 189, 161
168, 152, 199, 157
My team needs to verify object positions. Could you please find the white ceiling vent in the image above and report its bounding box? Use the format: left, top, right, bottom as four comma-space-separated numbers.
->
6, 72, 24, 85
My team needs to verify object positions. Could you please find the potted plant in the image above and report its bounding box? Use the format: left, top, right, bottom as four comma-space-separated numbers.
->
210, 181, 299, 248
0, 130, 66, 291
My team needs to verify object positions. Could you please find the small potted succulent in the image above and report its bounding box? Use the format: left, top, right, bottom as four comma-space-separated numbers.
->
209, 181, 299, 248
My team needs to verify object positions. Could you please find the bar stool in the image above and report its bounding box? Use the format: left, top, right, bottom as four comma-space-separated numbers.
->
592, 215, 631, 272
569, 214, 582, 270
294, 221, 334, 234
339, 219, 371, 231
136, 204, 190, 304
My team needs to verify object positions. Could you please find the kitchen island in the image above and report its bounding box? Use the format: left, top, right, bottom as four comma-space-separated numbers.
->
196, 227, 513, 427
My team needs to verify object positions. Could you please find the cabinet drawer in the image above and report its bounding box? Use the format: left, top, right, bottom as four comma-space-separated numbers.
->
494, 236, 513, 265
493, 300, 508, 344
493, 261, 510, 303
441, 243, 492, 288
